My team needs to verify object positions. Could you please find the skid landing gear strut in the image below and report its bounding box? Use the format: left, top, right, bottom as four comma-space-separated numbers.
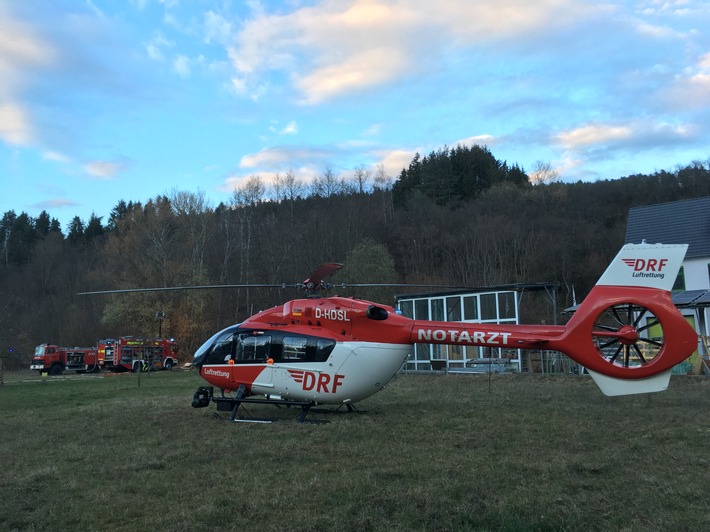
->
191, 385, 324, 424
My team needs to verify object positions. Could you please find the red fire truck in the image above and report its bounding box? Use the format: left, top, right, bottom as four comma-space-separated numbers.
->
31, 337, 178, 374
99, 336, 178, 372
30, 344, 101, 375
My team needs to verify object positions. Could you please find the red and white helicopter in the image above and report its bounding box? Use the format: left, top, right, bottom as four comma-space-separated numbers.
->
83, 242, 698, 422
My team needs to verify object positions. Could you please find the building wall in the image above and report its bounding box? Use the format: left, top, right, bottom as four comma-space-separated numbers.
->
682, 257, 710, 290
397, 290, 521, 371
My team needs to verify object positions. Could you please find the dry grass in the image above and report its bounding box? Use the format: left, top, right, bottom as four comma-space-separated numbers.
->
1, 370, 709, 531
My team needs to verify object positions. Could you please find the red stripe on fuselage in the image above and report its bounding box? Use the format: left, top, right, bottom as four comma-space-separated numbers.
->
201, 364, 266, 393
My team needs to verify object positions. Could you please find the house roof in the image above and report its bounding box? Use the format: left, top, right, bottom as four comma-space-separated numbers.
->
672, 289, 710, 307
625, 196, 710, 258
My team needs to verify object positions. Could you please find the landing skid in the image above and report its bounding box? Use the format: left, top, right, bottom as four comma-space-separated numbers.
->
309, 403, 366, 415
193, 385, 333, 424
214, 395, 322, 424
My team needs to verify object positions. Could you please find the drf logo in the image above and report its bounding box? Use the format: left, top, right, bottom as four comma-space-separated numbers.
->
288, 370, 345, 393
622, 258, 668, 272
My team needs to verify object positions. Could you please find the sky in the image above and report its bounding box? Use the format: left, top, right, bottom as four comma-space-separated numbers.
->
1, 0, 709, 231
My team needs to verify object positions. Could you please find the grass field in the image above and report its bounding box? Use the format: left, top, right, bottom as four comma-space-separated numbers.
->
1, 369, 708, 531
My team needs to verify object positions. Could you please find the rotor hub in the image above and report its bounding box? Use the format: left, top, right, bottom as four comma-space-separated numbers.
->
617, 325, 639, 345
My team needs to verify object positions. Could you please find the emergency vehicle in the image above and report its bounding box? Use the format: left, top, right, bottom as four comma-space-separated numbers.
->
31, 337, 178, 374
30, 344, 101, 375
100, 336, 178, 372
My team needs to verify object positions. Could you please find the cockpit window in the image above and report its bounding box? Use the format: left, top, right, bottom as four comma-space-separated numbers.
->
193, 326, 238, 366
211, 333, 235, 363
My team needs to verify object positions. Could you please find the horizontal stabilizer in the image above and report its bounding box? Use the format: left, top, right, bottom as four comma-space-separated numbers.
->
588, 369, 672, 396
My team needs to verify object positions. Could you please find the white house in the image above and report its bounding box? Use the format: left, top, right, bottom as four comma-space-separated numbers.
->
625, 196, 710, 350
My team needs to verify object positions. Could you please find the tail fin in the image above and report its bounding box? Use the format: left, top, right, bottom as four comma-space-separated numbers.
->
595, 242, 687, 292
559, 243, 697, 396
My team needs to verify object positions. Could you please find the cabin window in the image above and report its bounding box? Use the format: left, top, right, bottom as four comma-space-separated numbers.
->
237, 335, 271, 362
315, 339, 336, 361
283, 336, 308, 360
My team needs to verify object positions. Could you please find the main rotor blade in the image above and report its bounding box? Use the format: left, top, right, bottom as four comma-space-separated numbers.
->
332, 283, 467, 289
77, 284, 290, 295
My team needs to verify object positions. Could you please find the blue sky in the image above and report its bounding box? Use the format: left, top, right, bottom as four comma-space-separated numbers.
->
1, 0, 709, 230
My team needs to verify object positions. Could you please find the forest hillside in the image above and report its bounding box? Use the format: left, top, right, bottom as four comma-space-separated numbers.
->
2, 146, 709, 369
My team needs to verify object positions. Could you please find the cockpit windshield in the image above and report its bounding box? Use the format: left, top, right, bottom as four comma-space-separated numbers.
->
193, 325, 239, 367
34, 345, 45, 356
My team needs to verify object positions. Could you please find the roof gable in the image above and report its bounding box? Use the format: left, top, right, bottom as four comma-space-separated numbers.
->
625, 196, 710, 258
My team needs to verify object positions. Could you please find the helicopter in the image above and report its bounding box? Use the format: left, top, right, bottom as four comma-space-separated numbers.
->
80, 242, 698, 422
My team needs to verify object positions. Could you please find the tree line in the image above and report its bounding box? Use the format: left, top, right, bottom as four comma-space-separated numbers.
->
2, 145, 709, 369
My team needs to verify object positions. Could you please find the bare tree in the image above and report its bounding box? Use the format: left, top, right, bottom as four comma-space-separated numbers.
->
319, 165, 342, 197
373, 163, 392, 190
233, 175, 265, 206
351, 165, 371, 194
529, 161, 560, 186
283, 169, 303, 202
272, 172, 285, 203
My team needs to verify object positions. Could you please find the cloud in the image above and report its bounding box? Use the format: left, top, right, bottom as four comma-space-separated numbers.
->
295, 47, 411, 104
557, 124, 633, 149
371, 148, 416, 177
362, 123, 382, 136
0, 103, 34, 146
174, 54, 191, 78
226, 0, 601, 104
0, 7, 57, 146
203, 10, 233, 45
555, 120, 697, 156
279, 121, 298, 135
456, 134, 497, 148
42, 150, 71, 163
84, 159, 129, 179
662, 52, 710, 110
0, 11, 56, 93
32, 198, 80, 211
239, 145, 335, 170
145, 32, 174, 61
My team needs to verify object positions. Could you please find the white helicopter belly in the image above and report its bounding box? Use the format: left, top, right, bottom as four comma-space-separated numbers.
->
251, 342, 410, 404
